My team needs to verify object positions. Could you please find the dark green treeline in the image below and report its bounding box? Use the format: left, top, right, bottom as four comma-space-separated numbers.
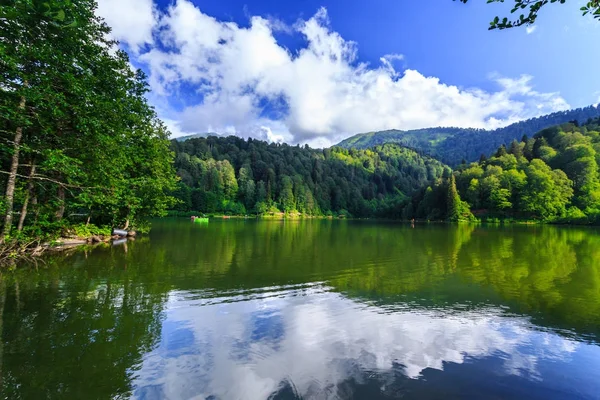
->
170, 136, 446, 218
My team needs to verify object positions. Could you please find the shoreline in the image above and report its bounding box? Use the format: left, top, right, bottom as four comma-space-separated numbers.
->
173, 213, 596, 225
0, 232, 136, 266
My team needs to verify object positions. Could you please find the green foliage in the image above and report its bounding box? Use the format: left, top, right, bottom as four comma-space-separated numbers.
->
279, 175, 295, 212
446, 175, 462, 221
68, 224, 111, 238
456, 0, 600, 30
412, 118, 600, 222
255, 201, 269, 215
521, 160, 573, 218
408, 173, 475, 221
170, 137, 447, 218
337, 105, 600, 166
0, 0, 178, 243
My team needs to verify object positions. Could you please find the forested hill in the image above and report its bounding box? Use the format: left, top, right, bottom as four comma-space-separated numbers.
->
170, 136, 447, 218
337, 104, 600, 166
405, 118, 600, 223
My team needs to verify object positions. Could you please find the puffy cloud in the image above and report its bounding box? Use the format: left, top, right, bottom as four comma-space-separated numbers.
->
96, 0, 157, 52
97, 0, 570, 146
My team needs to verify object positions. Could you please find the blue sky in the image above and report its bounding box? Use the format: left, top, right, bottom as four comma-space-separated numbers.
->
97, 0, 600, 146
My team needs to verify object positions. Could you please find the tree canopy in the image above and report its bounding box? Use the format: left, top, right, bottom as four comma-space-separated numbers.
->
170, 136, 447, 218
0, 0, 178, 243
174, 118, 600, 224
407, 118, 600, 222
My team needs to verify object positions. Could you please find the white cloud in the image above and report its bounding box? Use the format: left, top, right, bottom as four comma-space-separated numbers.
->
96, 0, 157, 52
526, 25, 537, 34
380, 53, 405, 76
96, 1, 570, 146
162, 118, 189, 138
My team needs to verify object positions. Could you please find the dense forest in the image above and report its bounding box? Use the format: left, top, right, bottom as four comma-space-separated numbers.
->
406, 118, 600, 223
0, 0, 177, 244
171, 116, 600, 223
337, 105, 600, 166
170, 137, 446, 218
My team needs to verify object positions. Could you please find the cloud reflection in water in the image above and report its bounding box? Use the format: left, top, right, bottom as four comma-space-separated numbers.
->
132, 284, 585, 400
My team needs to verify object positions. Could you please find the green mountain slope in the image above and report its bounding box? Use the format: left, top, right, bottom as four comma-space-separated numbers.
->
170, 136, 448, 218
405, 118, 600, 223
337, 104, 600, 166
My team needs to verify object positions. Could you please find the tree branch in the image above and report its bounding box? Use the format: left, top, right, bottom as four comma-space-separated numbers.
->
0, 170, 100, 189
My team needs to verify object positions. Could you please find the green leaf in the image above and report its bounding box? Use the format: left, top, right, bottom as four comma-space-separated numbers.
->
62, 20, 78, 28
55, 9, 65, 21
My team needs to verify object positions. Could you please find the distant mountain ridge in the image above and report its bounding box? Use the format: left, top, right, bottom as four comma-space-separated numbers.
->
174, 132, 216, 142
336, 105, 600, 166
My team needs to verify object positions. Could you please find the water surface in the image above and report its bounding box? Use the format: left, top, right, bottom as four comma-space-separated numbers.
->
1, 220, 600, 399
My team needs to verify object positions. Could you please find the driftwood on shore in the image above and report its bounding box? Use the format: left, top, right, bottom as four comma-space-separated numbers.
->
1, 226, 139, 266
0, 239, 47, 267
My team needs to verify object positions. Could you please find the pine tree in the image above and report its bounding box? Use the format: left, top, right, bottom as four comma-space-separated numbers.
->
446, 175, 463, 222
509, 139, 523, 157
279, 176, 295, 212
495, 144, 508, 157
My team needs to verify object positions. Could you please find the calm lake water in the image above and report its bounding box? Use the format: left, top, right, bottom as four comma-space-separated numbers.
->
1, 220, 600, 399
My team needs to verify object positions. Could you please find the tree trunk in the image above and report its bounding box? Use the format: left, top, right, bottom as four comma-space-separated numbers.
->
123, 219, 130, 230
1, 95, 26, 244
86, 211, 91, 226
32, 195, 39, 225
17, 162, 36, 232
55, 185, 65, 221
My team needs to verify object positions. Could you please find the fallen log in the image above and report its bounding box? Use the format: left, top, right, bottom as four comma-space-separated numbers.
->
112, 228, 128, 237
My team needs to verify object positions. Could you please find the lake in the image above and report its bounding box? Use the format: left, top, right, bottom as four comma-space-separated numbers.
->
1, 219, 600, 399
